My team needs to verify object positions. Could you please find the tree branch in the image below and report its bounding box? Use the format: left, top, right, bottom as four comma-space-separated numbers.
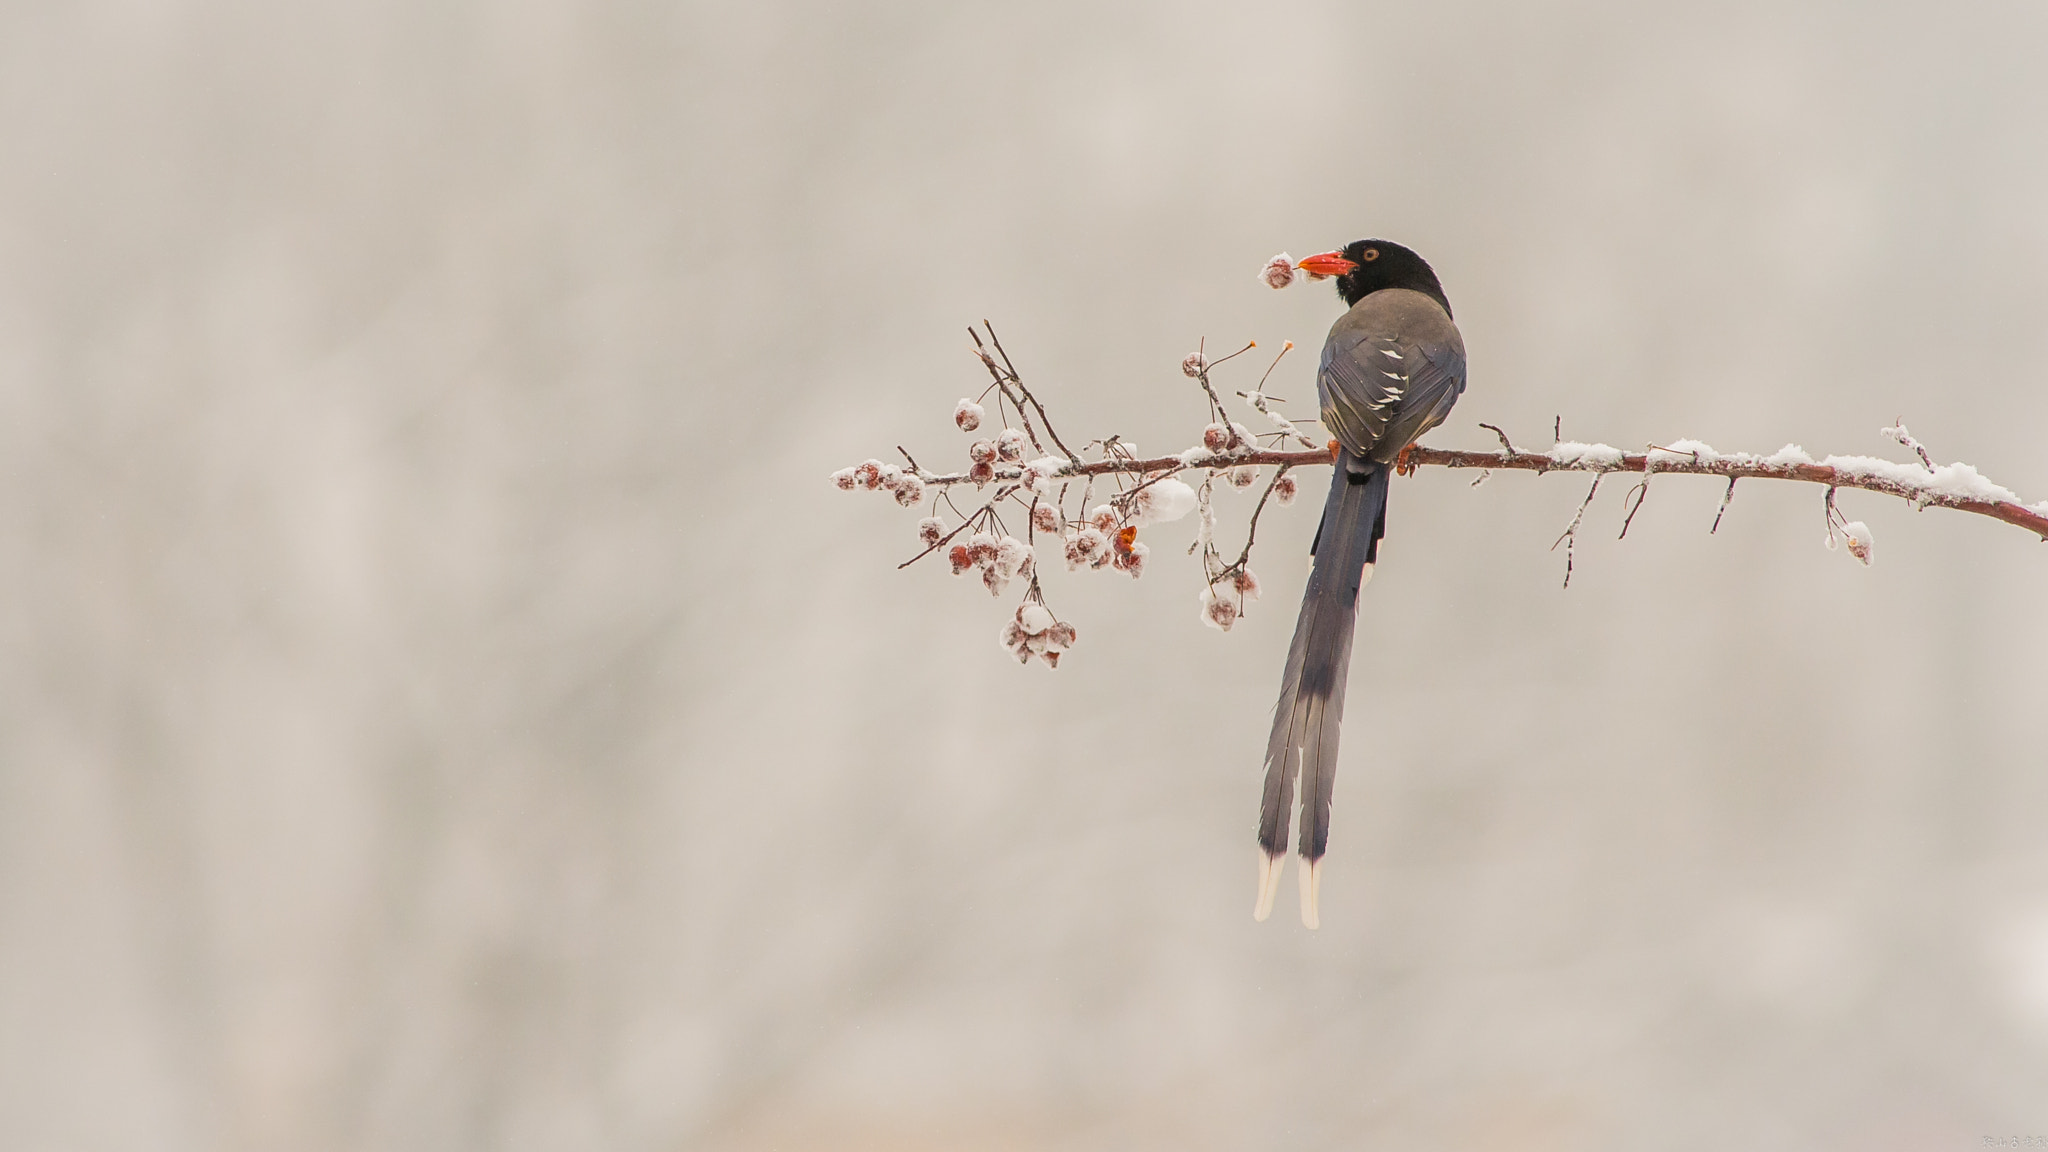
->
904, 438, 2048, 541
834, 316, 2044, 666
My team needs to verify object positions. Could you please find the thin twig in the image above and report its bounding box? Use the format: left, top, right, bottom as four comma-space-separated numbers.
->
969, 328, 1042, 456
981, 322, 1080, 464
1711, 477, 1737, 534
1228, 464, 1294, 573
1617, 455, 1656, 540
896, 486, 1017, 569
1551, 474, 1603, 588
1618, 477, 1650, 539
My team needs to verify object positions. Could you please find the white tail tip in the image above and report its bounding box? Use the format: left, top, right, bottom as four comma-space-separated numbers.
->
1254, 852, 1286, 921
1298, 856, 1323, 929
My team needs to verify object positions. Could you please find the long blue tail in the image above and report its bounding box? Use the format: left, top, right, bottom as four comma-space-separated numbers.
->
1254, 454, 1387, 925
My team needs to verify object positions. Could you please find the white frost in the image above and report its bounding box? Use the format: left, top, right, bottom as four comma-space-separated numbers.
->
1818, 454, 2022, 505
1550, 441, 1626, 468
1648, 439, 1719, 464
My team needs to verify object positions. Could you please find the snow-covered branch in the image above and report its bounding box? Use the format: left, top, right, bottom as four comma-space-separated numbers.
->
834, 318, 2046, 667
882, 435, 2048, 542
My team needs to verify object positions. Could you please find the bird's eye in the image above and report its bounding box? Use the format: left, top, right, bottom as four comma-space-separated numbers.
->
1361, 248, 1380, 262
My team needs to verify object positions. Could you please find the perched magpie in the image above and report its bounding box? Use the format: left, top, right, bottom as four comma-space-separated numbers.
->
1256, 240, 1467, 928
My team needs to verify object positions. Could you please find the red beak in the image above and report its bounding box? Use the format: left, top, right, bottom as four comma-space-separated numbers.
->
1295, 251, 1358, 278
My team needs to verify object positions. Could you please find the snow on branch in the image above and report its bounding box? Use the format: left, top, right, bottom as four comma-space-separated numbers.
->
834, 320, 2047, 665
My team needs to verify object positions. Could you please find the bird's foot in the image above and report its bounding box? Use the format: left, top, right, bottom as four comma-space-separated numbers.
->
1394, 443, 1418, 477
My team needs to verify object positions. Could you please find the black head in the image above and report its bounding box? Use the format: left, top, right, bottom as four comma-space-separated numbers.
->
1300, 239, 1452, 317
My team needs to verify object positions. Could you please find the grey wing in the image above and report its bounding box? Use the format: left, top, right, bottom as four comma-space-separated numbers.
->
1319, 331, 1467, 463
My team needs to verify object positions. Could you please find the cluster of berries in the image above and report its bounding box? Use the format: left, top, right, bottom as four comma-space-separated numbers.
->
947, 531, 1034, 596
831, 458, 926, 507
964, 426, 1028, 486
1058, 504, 1148, 578
999, 601, 1077, 667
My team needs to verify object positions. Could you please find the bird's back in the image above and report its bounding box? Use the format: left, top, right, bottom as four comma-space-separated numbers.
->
1319, 288, 1467, 463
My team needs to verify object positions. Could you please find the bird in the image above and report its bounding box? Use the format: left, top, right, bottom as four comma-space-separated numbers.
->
1255, 239, 1467, 928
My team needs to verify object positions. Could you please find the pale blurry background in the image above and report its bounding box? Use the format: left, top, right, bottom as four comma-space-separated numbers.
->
2, 2, 2046, 1149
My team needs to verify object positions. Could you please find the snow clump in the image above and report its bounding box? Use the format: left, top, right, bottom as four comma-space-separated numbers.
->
1128, 478, 1197, 526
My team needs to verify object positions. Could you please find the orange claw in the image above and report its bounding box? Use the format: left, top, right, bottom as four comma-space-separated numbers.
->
1327, 439, 1340, 462
1395, 443, 1417, 476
